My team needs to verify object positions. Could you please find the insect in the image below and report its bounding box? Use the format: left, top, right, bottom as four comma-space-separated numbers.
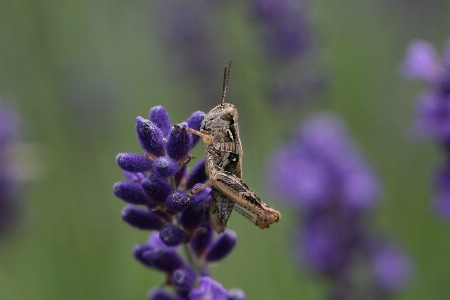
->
175, 60, 281, 233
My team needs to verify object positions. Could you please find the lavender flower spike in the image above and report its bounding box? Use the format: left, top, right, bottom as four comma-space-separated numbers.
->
113, 105, 244, 298
402, 37, 450, 222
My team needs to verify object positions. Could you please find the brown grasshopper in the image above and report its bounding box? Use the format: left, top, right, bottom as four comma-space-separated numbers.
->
175, 60, 281, 233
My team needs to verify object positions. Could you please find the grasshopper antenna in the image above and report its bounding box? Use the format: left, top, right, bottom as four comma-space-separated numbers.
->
221, 59, 232, 106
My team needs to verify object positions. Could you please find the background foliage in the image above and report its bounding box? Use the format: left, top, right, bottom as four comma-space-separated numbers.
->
0, 1, 449, 299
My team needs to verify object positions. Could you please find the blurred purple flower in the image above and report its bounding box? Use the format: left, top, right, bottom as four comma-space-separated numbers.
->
248, 0, 324, 108
269, 114, 379, 210
252, 0, 310, 59
371, 243, 413, 292
401, 40, 443, 82
113, 105, 245, 298
154, 0, 222, 105
267, 113, 411, 298
0, 101, 26, 235
402, 37, 450, 221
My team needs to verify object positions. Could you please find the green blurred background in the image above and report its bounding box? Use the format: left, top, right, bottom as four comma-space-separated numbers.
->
1, 1, 450, 299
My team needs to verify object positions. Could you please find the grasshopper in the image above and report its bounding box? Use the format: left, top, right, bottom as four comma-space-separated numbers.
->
175, 60, 281, 233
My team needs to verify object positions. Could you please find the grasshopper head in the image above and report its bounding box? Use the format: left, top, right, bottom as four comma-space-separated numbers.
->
201, 103, 238, 133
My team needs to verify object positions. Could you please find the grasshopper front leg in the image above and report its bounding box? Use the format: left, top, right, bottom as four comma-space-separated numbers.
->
174, 124, 212, 144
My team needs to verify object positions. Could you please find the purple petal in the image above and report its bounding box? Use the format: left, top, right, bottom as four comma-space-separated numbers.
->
189, 277, 228, 300
122, 170, 146, 182
148, 231, 171, 250
401, 39, 441, 82
171, 267, 196, 291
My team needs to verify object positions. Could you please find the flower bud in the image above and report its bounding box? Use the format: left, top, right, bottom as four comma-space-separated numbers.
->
141, 175, 171, 204
136, 116, 165, 157
165, 190, 189, 213
190, 223, 213, 256
113, 181, 150, 205
186, 111, 206, 146
152, 157, 179, 178
166, 122, 192, 161
116, 153, 153, 172
121, 205, 165, 230
159, 225, 186, 247
206, 230, 237, 263
142, 248, 185, 273
149, 106, 172, 137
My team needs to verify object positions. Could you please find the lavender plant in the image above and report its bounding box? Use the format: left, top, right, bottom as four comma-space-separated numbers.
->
401, 37, 450, 220
267, 114, 411, 299
248, 0, 324, 108
154, 0, 222, 105
113, 106, 245, 299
